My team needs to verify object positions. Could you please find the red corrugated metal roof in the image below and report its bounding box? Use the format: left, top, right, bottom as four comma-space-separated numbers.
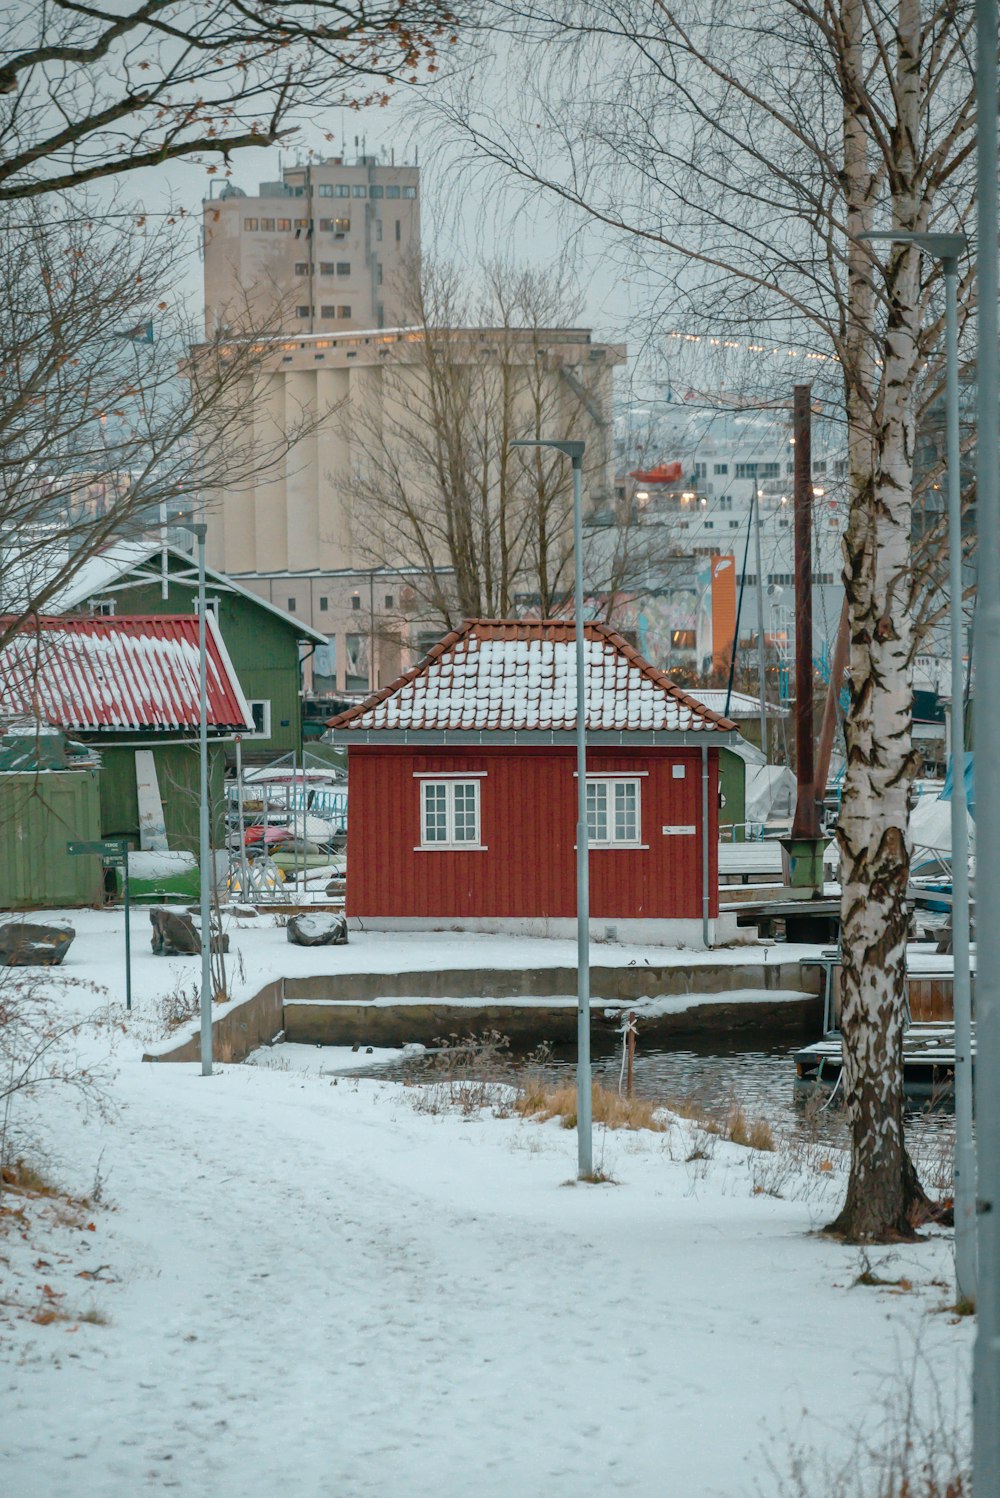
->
328, 619, 737, 735
0, 615, 253, 732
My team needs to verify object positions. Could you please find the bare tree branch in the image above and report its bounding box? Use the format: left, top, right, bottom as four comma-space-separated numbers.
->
0, 0, 459, 200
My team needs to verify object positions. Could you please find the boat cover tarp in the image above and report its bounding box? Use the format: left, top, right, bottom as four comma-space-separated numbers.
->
745, 763, 796, 823
941, 752, 975, 817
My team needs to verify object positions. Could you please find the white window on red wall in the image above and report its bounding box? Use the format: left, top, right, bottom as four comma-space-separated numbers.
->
420, 780, 482, 849
586, 777, 642, 847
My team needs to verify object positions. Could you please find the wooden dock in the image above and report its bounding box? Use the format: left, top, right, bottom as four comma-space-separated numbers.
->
794, 1023, 970, 1094
793, 944, 973, 1093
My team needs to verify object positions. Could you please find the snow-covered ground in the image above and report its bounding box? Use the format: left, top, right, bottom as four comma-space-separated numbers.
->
0, 910, 973, 1496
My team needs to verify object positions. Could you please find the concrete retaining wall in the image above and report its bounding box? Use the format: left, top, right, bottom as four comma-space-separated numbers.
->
144, 980, 284, 1065
145, 958, 822, 1063
283, 993, 820, 1048
281, 959, 816, 1005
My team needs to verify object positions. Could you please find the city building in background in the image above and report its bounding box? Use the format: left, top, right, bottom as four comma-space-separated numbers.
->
608, 400, 845, 683
201, 323, 625, 701
203, 153, 420, 338
196, 148, 628, 709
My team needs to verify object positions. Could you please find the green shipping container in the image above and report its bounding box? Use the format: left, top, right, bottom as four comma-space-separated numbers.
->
0, 770, 105, 910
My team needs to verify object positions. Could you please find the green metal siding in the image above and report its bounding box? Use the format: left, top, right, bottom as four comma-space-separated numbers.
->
0, 770, 104, 910
96, 742, 227, 851
719, 747, 748, 842
94, 571, 304, 756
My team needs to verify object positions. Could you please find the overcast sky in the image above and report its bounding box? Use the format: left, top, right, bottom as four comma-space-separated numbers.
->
125, 84, 640, 359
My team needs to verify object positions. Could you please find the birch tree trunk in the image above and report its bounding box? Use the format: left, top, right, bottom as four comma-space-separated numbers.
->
429, 0, 978, 1238
830, 0, 929, 1239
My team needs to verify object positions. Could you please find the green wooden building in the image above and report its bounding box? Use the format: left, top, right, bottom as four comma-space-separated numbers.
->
50, 540, 326, 763
0, 614, 254, 860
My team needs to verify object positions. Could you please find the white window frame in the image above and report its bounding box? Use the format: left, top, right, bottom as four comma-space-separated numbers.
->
585, 775, 644, 849
417, 777, 485, 851
245, 700, 272, 739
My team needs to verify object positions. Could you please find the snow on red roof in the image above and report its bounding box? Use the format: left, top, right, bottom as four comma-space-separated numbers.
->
329, 620, 737, 735
0, 615, 253, 733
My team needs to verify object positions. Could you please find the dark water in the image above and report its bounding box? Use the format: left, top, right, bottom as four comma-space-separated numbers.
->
352, 1029, 956, 1155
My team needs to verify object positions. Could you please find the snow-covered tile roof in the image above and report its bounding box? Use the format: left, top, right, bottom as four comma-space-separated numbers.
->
0, 615, 253, 733
329, 620, 737, 735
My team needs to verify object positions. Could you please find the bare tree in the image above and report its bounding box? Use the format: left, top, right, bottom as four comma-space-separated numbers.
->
1, 970, 112, 1197
432, 0, 979, 1239
0, 0, 459, 201
0, 197, 322, 646
0, 0, 457, 632
343, 256, 667, 630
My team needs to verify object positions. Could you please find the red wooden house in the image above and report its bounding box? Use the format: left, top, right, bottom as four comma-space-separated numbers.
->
328, 620, 739, 946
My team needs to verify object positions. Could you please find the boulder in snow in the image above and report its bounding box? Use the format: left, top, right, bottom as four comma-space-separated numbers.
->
0, 921, 75, 966
286, 913, 348, 947
150, 907, 201, 955
150, 907, 231, 955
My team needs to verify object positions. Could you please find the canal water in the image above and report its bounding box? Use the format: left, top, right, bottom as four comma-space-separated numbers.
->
343, 1028, 956, 1158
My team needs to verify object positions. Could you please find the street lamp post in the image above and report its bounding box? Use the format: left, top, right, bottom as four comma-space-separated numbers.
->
973, 0, 1000, 1486
512, 438, 592, 1178
175, 518, 213, 1078
861, 230, 975, 1302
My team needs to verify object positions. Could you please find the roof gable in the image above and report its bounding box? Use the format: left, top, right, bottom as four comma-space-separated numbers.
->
7, 540, 328, 645
329, 620, 737, 736
0, 615, 253, 733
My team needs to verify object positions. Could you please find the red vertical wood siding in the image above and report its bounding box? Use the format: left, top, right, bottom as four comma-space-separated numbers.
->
345, 745, 720, 921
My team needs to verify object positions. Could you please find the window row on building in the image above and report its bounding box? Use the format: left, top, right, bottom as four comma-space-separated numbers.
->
704, 458, 841, 478
258, 184, 416, 203
294, 304, 353, 319
764, 572, 835, 586
418, 775, 643, 851
293, 262, 353, 276
285, 593, 396, 614
245, 217, 402, 240
244, 209, 409, 233
312, 183, 416, 199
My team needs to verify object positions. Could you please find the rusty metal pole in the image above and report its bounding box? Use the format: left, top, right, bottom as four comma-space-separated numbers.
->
815, 596, 850, 810
791, 385, 820, 839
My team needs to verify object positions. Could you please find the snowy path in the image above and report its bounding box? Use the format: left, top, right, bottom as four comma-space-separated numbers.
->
2, 1053, 972, 1498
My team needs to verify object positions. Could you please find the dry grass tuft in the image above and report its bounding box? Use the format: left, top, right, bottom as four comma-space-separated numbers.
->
76, 1306, 110, 1326
852, 1252, 913, 1291
706, 1103, 776, 1151
1, 1158, 59, 1197
158, 979, 200, 1033
515, 1079, 669, 1132
30, 1299, 109, 1328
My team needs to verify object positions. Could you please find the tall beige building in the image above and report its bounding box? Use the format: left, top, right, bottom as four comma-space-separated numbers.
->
203, 154, 420, 337
200, 153, 626, 701
203, 326, 625, 697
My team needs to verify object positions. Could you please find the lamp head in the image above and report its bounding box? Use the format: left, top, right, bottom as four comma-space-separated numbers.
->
511, 438, 585, 464
170, 512, 208, 540
859, 230, 967, 264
